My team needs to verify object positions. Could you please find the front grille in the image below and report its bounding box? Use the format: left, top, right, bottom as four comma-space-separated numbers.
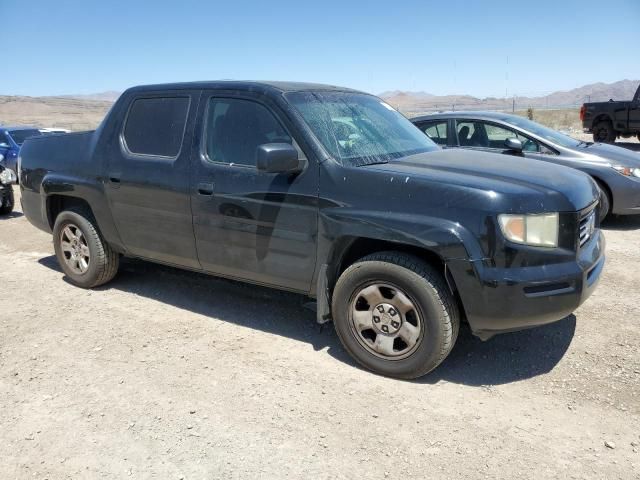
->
579, 209, 597, 247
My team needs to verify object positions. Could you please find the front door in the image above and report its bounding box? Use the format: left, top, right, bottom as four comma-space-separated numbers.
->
190, 93, 318, 292
104, 91, 200, 268
629, 90, 640, 131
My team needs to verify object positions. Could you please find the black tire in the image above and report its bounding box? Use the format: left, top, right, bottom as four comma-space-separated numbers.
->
592, 121, 616, 143
594, 180, 611, 223
0, 188, 14, 215
332, 251, 459, 379
53, 208, 119, 288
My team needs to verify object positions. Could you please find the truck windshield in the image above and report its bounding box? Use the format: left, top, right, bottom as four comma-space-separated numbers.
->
499, 115, 581, 148
286, 92, 438, 166
9, 129, 42, 146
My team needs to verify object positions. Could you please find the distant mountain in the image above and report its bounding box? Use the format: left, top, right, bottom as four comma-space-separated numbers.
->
0, 95, 112, 131
61, 90, 122, 102
380, 79, 640, 115
527, 79, 639, 106
379, 90, 434, 100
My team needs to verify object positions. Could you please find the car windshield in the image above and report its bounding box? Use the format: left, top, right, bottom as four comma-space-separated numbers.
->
498, 115, 581, 148
286, 91, 438, 166
9, 129, 42, 146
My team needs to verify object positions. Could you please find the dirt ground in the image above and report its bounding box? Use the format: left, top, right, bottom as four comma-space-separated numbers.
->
1, 185, 639, 479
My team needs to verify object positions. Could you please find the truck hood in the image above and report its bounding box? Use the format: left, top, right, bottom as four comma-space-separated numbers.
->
579, 142, 640, 167
365, 148, 598, 213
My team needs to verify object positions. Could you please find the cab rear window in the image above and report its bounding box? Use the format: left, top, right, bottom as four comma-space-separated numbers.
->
123, 97, 190, 157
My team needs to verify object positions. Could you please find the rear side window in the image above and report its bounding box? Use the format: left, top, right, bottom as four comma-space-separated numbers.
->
123, 97, 190, 157
420, 121, 448, 146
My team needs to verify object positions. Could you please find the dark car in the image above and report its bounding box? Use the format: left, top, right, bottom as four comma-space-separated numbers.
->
0, 126, 43, 173
19, 81, 604, 379
0, 164, 17, 215
412, 111, 640, 221
580, 83, 640, 143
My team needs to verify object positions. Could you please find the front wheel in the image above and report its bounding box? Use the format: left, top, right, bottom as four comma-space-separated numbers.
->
53, 208, 119, 288
595, 180, 611, 223
332, 252, 459, 379
0, 188, 14, 215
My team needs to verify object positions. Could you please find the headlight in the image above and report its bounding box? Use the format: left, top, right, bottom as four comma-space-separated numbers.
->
0, 168, 17, 185
612, 165, 640, 178
498, 212, 559, 247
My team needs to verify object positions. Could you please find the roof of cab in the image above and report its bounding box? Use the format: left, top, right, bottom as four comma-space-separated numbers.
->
125, 80, 363, 96
412, 111, 519, 122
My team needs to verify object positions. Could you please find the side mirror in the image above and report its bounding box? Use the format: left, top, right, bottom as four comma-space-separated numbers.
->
0, 142, 10, 149
256, 143, 301, 174
504, 137, 523, 153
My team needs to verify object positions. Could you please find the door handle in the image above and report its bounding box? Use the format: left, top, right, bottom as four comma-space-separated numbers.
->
197, 182, 214, 195
108, 174, 121, 188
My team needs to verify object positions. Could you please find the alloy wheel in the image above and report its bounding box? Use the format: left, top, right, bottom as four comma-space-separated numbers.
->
349, 283, 423, 360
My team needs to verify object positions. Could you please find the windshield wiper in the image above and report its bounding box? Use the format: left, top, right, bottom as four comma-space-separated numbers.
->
357, 160, 389, 167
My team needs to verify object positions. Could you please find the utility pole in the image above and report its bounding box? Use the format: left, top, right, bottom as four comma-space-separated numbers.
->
512, 96, 515, 113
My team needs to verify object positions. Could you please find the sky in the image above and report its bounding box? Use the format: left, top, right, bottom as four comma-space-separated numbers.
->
2, 0, 639, 98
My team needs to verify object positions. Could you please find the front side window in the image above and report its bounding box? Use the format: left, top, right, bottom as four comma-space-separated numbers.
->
204, 98, 291, 166
456, 120, 541, 152
483, 121, 543, 152
456, 121, 481, 147
286, 91, 438, 166
123, 97, 190, 157
420, 121, 448, 146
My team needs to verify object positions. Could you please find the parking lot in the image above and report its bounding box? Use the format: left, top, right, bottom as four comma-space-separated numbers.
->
1, 186, 639, 479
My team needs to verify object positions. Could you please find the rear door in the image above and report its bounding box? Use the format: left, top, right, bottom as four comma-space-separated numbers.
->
414, 120, 451, 147
105, 91, 200, 268
190, 92, 319, 292
629, 88, 640, 131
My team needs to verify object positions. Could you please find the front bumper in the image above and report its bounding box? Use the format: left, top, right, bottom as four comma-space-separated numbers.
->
447, 230, 605, 340
610, 177, 640, 215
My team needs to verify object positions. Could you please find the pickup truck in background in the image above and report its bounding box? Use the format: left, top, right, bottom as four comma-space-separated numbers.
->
19, 81, 605, 379
581, 83, 640, 143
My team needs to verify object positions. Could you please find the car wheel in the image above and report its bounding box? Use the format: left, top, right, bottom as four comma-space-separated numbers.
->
592, 121, 616, 143
594, 180, 611, 223
331, 251, 459, 379
53, 208, 119, 288
0, 188, 14, 215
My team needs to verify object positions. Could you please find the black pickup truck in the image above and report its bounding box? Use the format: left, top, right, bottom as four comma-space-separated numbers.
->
581, 83, 640, 143
20, 81, 605, 379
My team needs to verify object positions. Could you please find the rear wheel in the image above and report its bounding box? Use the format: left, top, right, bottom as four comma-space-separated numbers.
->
53, 208, 119, 288
592, 121, 616, 143
331, 252, 459, 379
0, 188, 14, 215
